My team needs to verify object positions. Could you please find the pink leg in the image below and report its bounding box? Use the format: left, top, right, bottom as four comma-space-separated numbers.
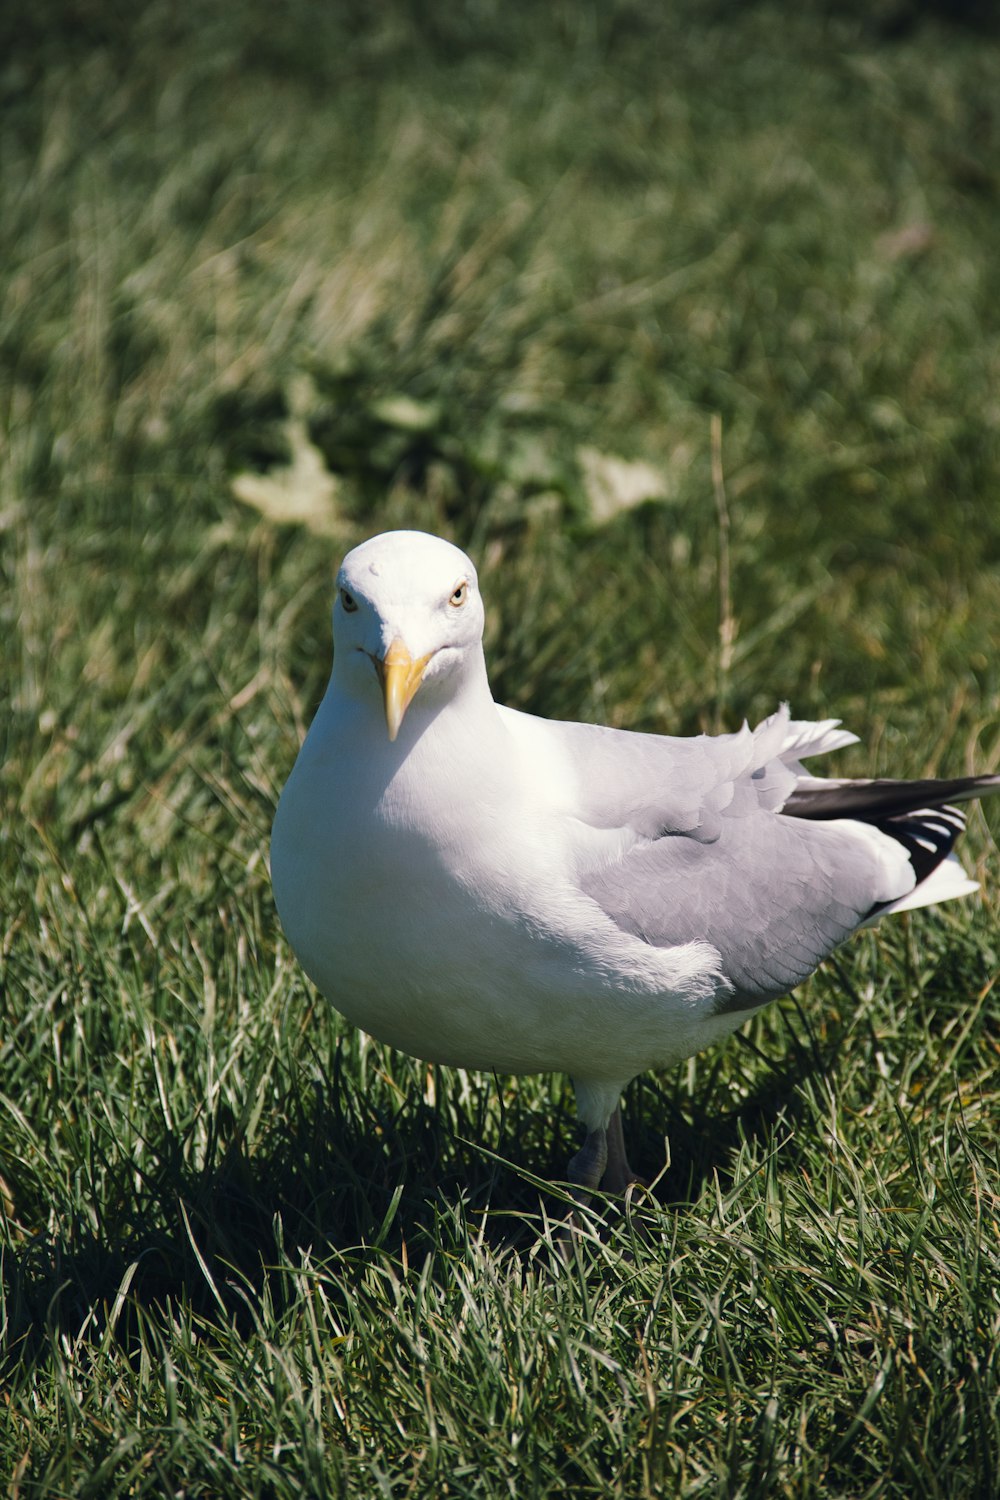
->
601, 1106, 649, 1194
567, 1125, 608, 1205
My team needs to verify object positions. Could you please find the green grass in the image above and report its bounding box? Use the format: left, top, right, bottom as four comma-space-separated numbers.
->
3, 2, 1000, 1494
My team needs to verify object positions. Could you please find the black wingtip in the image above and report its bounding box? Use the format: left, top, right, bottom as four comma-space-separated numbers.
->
871, 804, 967, 885
784, 773, 1000, 823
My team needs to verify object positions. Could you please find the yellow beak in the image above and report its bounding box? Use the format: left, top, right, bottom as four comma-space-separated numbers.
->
375, 638, 432, 741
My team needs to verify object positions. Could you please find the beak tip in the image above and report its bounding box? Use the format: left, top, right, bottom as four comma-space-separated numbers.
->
376, 636, 429, 741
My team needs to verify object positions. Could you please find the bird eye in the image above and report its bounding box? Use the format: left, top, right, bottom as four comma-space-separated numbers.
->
449, 582, 468, 608
340, 589, 358, 613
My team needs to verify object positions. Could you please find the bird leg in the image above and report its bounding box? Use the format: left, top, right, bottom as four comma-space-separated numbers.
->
601, 1105, 649, 1194
559, 1108, 650, 1256
567, 1106, 648, 1197
565, 1105, 649, 1202
566, 1124, 608, 1207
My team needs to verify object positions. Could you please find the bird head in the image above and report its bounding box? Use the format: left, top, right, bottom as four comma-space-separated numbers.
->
332, 530, 486, 740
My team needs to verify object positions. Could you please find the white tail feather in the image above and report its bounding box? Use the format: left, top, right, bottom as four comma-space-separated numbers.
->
864, 854, 980, 926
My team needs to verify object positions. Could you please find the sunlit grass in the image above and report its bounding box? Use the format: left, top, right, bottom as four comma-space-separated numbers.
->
3, 2, 999, 1495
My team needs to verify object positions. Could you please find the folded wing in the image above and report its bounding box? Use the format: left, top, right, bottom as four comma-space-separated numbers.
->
510, 702, 997, 1010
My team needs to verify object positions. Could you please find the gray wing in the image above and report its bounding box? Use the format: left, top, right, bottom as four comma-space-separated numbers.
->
580, 811, 887, 1008
504, 700, 995, 1011
499, 702, 840, 843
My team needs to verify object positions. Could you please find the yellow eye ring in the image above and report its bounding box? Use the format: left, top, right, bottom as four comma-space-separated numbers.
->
449, 582, 468, 608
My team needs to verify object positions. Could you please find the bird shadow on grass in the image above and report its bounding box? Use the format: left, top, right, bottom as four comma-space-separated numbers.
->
0, 1048, 526, 1378
1, 993, 843, 1378
627, 994, 841, 1210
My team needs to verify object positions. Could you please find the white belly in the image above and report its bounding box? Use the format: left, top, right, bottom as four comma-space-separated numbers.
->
270, 705, 731, 1081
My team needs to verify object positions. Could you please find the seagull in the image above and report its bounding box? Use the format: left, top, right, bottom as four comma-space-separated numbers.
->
270, 530, 999, 1198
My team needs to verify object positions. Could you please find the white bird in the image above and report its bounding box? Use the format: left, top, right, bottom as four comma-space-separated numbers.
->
270, 530, 999, 1197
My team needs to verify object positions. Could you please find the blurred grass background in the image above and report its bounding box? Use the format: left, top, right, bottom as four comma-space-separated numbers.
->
2, 2, 999, 1495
